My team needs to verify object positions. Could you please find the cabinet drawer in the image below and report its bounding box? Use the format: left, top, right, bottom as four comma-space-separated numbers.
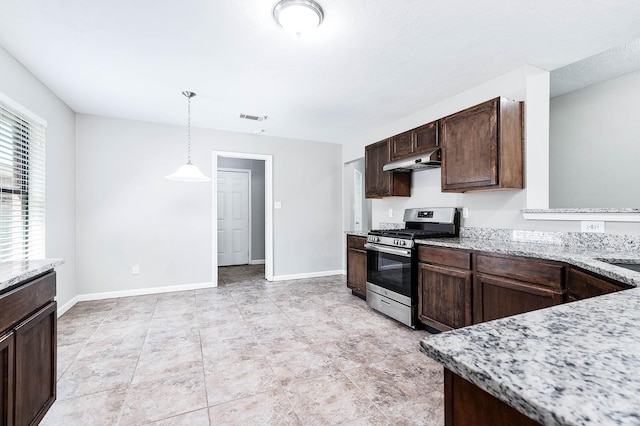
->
566, 267, 631, 301
347, 235, 367, 251
0, 272, 56, 335
476, 254, 563, 289
418, 246, 471, 270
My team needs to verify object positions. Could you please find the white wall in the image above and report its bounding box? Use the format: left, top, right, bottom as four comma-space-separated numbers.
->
75, 114, 342, 295
217, 157, 266, 262
0, 46, 77, 308
550, 70, 640, 208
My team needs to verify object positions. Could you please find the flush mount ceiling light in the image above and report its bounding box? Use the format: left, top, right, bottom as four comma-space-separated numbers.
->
273, 0, 324, 37
166, 91, 211, 182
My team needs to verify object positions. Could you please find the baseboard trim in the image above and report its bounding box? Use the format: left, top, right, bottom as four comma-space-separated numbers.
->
76, 282, 217, 303
249, 259, 266, 265
272, 270, 343, 282
57, 295, 79, 318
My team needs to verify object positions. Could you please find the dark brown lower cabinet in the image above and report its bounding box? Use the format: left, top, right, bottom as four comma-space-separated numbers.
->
1, 332, 15, 426
565, 267, 632, 302
0, 271, 56, 426
346, 235, 367, 298
347, 249, 367, 298
474, 274, 563, 323
418, 263, 472, 331
14, 302, 56, 426
445, 369, 540, 426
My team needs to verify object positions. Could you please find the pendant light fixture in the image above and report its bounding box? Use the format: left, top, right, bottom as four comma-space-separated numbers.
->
166, 91, 211, 182
273, 0, 324, 38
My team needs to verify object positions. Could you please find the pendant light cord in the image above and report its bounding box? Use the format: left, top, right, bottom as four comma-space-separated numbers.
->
187, 94, 192, 165
182, 90, 196, 165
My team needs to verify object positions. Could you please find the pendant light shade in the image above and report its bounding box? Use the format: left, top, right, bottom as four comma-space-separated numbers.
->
166, 91, 211, 182
166, 163, 212, 182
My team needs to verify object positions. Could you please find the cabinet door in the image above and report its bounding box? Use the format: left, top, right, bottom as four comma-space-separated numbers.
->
418, 263, 472, 331
413, 121, 438, 155
365, 139, 410, 198
0, 332, 14, 426
390, 131, 414, 161
14, 302, 56, 426
365, 139, 392, 197
475, 274, 562, 323
445, 370, 539, 426
441, 99, 498, 191
566, 267, 631, 302
347, 249, 367, 297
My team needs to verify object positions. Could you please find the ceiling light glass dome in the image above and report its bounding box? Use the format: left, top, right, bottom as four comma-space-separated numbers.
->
273, 0, 324, 37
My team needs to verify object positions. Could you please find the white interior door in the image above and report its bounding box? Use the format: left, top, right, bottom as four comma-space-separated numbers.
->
217, 170, 250, 266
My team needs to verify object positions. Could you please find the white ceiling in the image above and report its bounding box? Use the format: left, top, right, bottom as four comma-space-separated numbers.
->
1, 0, 640, 144
550, 38, 640, 97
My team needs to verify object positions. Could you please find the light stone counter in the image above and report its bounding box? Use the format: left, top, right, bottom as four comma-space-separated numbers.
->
414, 237, 640, 288
0, 259, 64, 294
420, 288, 640, 425
416, 234, 640, 425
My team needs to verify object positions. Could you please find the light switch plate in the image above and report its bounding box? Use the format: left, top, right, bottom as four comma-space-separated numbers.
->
388, 208, 393, 218
581, 221, 605, 233
274, 201, 282, 209
462, 207, 469, 219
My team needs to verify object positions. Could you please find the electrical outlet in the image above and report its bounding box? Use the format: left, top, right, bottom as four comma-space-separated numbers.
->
388, 208, 393, 218
581, 221, 605, 233
462, 207, 469, 219
132, 264, 140, 274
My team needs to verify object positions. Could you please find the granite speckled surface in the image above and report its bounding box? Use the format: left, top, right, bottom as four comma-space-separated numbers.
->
0, 259, 64, 294
522, 208, 640, 213
420, 288, 640, 425
417, 229, 640, 425
345, 231, 369, 237
416, 231, 640, 288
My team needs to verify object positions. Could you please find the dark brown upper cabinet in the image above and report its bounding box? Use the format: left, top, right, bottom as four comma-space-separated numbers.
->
390, 121, 439, 161
365, 139, 411, 198
440, 97, 523, 192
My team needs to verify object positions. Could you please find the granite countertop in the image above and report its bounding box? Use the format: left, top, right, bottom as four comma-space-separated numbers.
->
345, 231, 369, 237
416, 236, 640, 424
420, 288, 640, 425
0, 259, 65, 294
414, 237, 640, 288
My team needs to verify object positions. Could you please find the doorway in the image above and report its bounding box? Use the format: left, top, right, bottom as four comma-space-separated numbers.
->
212, 151, 274, 286
217, 169, 250, 266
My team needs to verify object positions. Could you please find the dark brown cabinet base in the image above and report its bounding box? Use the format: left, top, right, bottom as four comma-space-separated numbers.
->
346, 235, 367, 299
0, 272, 57, 426
445, 369, 540, 426
417, 245, 631, 331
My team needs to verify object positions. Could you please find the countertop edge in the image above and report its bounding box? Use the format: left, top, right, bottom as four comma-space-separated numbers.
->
0, 259, 65, 293
419, 341, 557, 425
414, 238, 640, 287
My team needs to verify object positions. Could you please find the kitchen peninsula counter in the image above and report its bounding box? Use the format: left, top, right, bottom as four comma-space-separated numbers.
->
416, 234, 640, 425
420, 287, 640, 425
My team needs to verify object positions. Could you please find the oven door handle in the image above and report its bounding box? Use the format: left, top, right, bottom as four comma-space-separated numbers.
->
364, 243, 412, 258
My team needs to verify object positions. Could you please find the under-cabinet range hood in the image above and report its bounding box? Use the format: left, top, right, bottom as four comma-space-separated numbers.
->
382, 148, 441, 172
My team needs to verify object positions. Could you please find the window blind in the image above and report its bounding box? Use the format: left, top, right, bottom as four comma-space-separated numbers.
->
0, 99, 45, 261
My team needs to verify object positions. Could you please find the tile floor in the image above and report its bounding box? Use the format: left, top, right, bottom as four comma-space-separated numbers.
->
42, 265, 444, 425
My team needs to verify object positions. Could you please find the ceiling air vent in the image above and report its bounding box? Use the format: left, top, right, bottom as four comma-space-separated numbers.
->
239, 113, 268, 121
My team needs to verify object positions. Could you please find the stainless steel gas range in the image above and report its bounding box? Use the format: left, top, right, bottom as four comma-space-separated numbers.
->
365, 207, 460, 328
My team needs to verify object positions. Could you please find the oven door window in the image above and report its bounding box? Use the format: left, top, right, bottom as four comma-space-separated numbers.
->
367, 249, 412, 298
